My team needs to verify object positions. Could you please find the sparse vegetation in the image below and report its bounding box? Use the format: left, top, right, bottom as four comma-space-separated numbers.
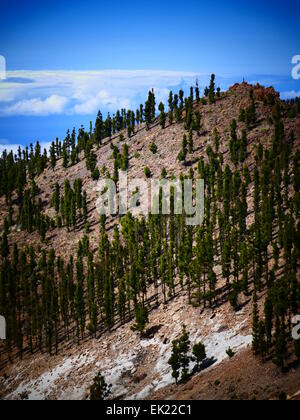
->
0, 82, 298, 398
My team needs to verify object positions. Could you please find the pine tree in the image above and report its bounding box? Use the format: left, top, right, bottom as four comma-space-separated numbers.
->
193, 110, 201, 133
118, 277, 126, 324
178, 135, 188, 162
229, 119, 239, 165
168, 339, 181, 384
273, 322, 286, 371
188, 129, 193, 154
70, 128, 76, 165
74, 256, 85, 342
192, 342, 206, 371
50, 142, 56, 169
144, 167, 151, 178
239, 108, 246, 122
54, 183, 60, 213
168, 91, 174, 125
208, 74, 216, 103
121, 144, 129, 171
214, 128, 220, 153
90, 372, 111, 400
258, 321, 267, 358
221, 239, 231, 285
178, 325, 191, 383
105, 113, 112, 139
195, 80, 200, 104
144, 90, 155, 130
1, 231, 9, 259
132, 303, 149, 337
190, 86, 194, 102
74, 178, 82, 213
240, 129, 247, 162
159, 102, 166, 128
83, 191, 88, 224
62, 141, 68, 168
150, 90, 156, 121
99, 225, 115, 330
159, 242, 168, 304
252, 291, 260, 355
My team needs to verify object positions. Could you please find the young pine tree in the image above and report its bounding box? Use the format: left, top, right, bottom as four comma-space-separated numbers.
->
178, 135, 188, 162
192, 342, 206, 371
188, 129, 193, 154
168, 91, 174, 125
90, 372, 111, 401
208, 74, 216, 104
132, 304, 149, 337
252, 291, 260, 355
178, 325, 191, 383
158, 102, 166, 129
168, 339, 181, 385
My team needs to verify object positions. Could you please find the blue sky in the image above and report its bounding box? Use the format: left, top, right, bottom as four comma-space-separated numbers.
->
0, 0, 299, 152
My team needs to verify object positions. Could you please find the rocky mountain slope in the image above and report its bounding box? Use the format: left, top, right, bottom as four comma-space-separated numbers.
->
0, 81, 299, 400
2, 82, 297, 257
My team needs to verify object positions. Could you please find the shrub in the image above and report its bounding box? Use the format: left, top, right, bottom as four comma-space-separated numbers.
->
161, 168, 167, 178
149, 142, 158, 154
144, 167, 151, 178
226, 347, 235, 359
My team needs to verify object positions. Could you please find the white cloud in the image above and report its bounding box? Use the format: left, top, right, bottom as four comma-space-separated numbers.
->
0, 55, 6, 80
1, 95, 68, 116
280, 90, 300, 99
73, 89, 131, 115
0, 70, 205, 117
